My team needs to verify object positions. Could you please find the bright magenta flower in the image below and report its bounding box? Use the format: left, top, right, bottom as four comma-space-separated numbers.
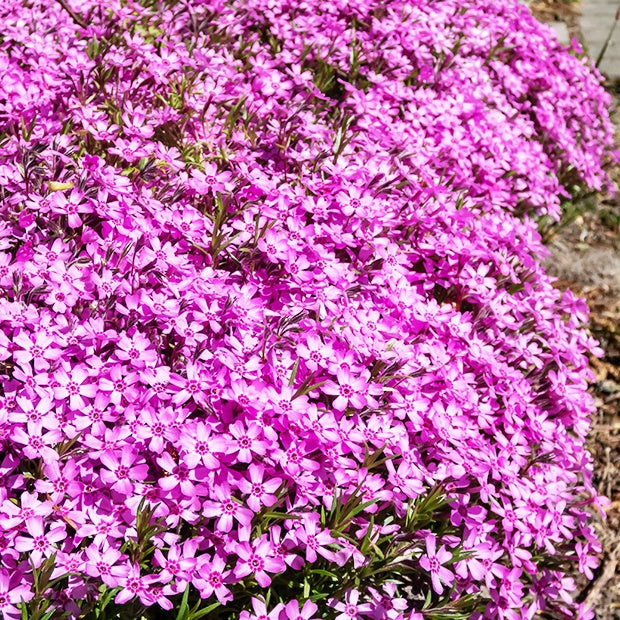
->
419, 535, 454, 596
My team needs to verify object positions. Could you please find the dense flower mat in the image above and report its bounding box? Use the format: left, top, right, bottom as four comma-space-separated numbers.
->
0, 0, 617, 618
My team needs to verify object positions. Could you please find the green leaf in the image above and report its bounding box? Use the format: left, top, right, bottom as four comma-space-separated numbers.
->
188, 601, 221, 619
291, 379, 326, 400
288, 358, 300, 387
307, 568, 339, 579
262, 511, 301, 521
174, 584, 191, 620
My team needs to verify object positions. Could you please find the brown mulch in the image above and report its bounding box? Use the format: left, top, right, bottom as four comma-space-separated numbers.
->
529, 0, 582, 22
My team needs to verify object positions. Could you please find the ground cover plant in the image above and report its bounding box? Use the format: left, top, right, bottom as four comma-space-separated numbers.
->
0, 0, 617, 618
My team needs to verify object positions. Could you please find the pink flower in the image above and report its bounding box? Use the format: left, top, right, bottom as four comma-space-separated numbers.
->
12, 330, 61, 371
0, 569, 34, 618
99, 446, 149, 495
293, 514, 336, 563
108, 138, 152, 163
331, 589, 373, 619
179, 420, 227, 470
156, 451, 196, 497
297, 333, 334, 372
281, 599, 319, 620
114, 563, 159, 606
419, 535, 454, 595
0, 492, 52, 530
240, 597, 283, 620
99, 365, 140, 405
116, 332, 158, 368
49, 189, 93, 228
52, 364, 97, 410
14, 516, 66, 567
189, 162, 233, 195
153, 542, 197, 591
236, 463, 281, 512
202, 483, 253, 536
170, 363, 208, 406
84, 547, 130, 588
227, 421, 268, 463
12, 423, 62, 461
323, 368, 369, 411
193, 554, 232, 604
233, 537, 285, 587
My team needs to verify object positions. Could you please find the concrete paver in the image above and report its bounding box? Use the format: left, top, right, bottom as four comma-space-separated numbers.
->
548, 21, 571, 45
579, 0, 620, 77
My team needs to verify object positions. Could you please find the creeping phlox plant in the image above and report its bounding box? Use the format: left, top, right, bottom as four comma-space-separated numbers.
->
0, 0, 616, 618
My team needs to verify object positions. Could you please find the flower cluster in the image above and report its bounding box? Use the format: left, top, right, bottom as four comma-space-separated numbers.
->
0, 0, 616, 618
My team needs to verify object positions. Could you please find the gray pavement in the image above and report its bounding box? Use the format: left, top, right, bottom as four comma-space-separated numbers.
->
580, 0, 620, 77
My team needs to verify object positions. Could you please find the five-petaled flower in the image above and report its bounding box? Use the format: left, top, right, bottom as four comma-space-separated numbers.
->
419, 535, 454, 595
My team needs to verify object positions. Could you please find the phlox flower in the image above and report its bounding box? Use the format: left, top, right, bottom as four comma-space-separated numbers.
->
120, 103, 154, 139
281, 599, 319, 620
463, 263, 495, 292
268, 525, 304, 570
35, 459, 82, 501
179, 420, 227, 469
170, 363, 209, 406
258, 229, 290, 263
574, 542, 599, 581
0, 492, 52, 530
202, 483, 253, 536
0, 569, 34, 619
14, 516, 66, 567
49, 189, 93, 228
12, 423, 61, 461
284, 249, 313, 282
153, 541, 197, 591
227, 421, 268, 463
77, 508, 126, 549
331, 589, 373, 620
143, 583, 174, 611
44, 283, 79, 313
52, 364, 97, 410
323, 368, 370, 411
11, 395, 54, 426
338, 185, 373, 218
236, 463, 281, 512
367, 583, 409, 619
12, 330, 62, 371
419, 535, 454, 595
135, 405, 178, 454
108, 138, 152, 163
233, 537, 286, 587
73, 394, 116, 435
84, 546, 129, 588
114, 563, 160, 606
142, 366, 173, 402
116, 332, 158, 368
99, 365, 140, 405
297, 333, 334, 372
156, 451, 197, 498
240, 597, 283, 620
99, 446, 149, 495
293, 514, 336, 563
189, 162, 233, 195
193, 553, 232, 604
171, 206, 206, 239
454, 543, 505, 590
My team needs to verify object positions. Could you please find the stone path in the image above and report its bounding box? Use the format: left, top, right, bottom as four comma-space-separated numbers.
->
533, 0, 620, 78
580, 0, 620, 77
